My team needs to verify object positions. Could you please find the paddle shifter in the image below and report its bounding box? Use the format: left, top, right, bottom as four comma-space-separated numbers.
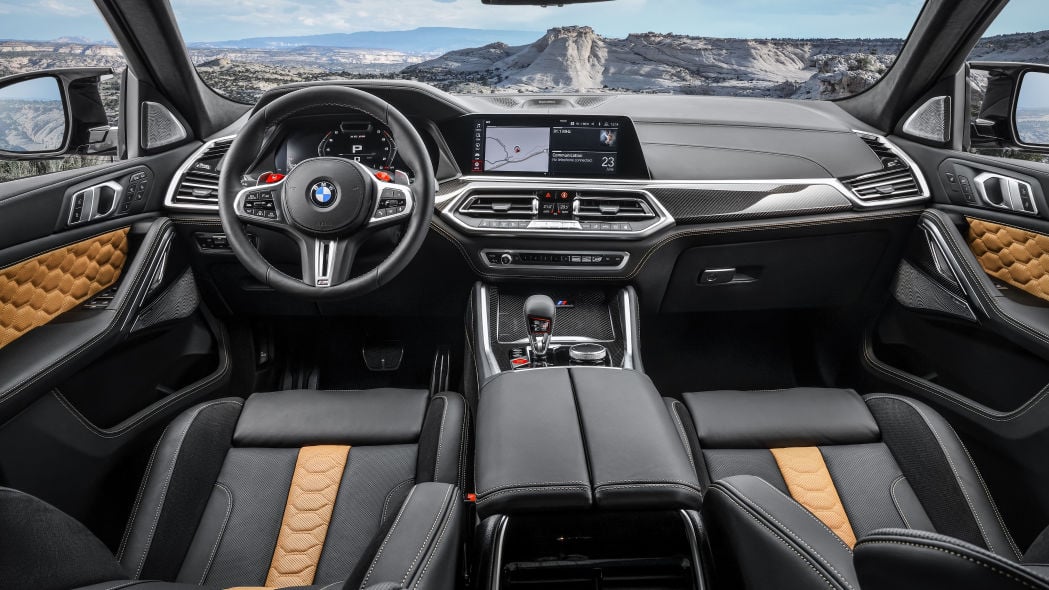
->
524, 294, 556, 358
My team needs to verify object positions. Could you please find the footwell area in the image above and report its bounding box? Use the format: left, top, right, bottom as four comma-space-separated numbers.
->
641, 310, 835, 399
259, 316, 463, 393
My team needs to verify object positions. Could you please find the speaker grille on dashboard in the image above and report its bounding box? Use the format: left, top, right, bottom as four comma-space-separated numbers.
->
141, 101, 188, 150
902, 96, 950, 143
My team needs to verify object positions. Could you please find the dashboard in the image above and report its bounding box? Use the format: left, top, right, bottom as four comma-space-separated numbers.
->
166, 80, 934, 281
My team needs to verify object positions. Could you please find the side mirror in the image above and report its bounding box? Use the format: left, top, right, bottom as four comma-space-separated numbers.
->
968, 61, 1049, 153
1016, 71, 1049, 148
0, 68, 116, 160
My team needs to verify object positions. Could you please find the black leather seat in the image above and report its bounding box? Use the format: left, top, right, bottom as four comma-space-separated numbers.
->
1, 388, 468, 590
669, 388, 1049, 590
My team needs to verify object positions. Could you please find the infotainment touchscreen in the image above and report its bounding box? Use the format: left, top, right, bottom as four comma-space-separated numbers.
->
467, 116, 635, 177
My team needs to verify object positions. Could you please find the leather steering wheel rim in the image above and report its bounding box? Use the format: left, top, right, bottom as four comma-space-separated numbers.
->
218, 85, 435, 300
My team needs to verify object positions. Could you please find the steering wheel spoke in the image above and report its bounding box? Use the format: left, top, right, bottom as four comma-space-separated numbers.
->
297, 235, 358, 288
232, 180, 288, 229
366, 178, 415, 230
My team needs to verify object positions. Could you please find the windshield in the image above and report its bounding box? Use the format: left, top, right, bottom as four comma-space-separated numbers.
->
162, 0, 926, 104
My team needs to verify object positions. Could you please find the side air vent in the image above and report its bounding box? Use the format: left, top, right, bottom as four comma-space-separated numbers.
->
168, 137, 234, 208
574, 194, 655, 219
460, 194, 536, 217
841, 132, 927, 203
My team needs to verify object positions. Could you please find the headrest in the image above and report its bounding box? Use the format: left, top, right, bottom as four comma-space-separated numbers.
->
234, 388, 429, 447
683, 388, 880, 448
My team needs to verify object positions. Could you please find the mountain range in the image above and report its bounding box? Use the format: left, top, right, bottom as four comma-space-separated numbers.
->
190, 27, 541, 55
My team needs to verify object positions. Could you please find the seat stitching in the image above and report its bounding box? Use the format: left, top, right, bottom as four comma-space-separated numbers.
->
748, 478, 854, 554
866, 395, 997, 554
475, 485, 590, 507
718, 481, 856, 588
198, 482, 234, 585
710, 486, 841, 590
380, 479, 415, 524
361, 485, 418, 588
889, 475, 915, 530
405, 487, 455, 589
132, 400, 241, 579
117, 422, 169, 561
432, 396, 449, 481
956, 431, 1024, 559
477, 480, 589, 497
400, 486, 455, 587
456, 400, 469, 491
669, 401, 697, 474
859, 540, 1048, 588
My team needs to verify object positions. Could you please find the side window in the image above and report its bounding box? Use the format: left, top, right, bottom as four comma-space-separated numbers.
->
965, 0, 1049, 164
0, 7, 126, 183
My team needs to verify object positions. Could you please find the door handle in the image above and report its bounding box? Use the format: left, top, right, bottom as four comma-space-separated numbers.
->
68, 181, 124, 225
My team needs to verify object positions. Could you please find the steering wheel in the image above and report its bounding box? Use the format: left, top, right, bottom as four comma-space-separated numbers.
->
218, 86, 435, 299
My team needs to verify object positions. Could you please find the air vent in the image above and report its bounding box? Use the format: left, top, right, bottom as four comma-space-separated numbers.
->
170, 137, 234, 207
842, 133, 924, 202
460, 194, 536, 217
574, 195, 655, 219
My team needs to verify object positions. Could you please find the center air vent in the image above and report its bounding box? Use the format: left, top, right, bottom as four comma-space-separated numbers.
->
574, 194, 655, 219
841, 132, 926, 203
460, 194, 537, 217
168, 137, 234, 208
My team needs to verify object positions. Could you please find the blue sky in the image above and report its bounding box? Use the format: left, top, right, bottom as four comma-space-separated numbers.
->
0, 0, 1047, 43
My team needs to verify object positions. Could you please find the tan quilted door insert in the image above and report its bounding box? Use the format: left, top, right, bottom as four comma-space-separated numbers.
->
770, 446, 858, 548
967, 217, 1049, 303
266, 445, 351, 588
0, 228, 129, 350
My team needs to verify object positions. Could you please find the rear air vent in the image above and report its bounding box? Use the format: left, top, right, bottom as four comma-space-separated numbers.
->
460, 194, 536, 217
168, 137, 234, 208
574, 194, 655, 219
842, 132, 927, 203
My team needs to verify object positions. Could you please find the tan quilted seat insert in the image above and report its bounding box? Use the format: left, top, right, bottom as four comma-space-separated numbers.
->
967, 217, 1049, 303
266, 445, 350, 588
770, 446, 857, 548
0, 228, 129, 350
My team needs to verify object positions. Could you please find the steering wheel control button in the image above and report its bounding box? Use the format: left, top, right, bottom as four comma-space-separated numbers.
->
243, 190, 279, 220
310, 181, 338, 208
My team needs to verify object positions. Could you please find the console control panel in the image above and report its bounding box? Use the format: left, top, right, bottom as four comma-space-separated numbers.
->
482, 249, 628, 270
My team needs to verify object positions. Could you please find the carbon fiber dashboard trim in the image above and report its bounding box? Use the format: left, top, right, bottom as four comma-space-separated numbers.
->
648, 184, 852, 222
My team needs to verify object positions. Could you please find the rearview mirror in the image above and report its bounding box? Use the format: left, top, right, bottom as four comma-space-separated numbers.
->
0, 77, 66, 154
481, 0, 610, 4
1016, 71, 1049, 147
0, 68, 115, 160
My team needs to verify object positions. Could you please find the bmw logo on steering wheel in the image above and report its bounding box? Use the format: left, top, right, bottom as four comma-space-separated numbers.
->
309, 180, 337, 208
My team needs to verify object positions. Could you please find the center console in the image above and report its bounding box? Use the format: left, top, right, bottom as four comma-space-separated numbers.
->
473, 367, 706, 589
470, 283, 642, 379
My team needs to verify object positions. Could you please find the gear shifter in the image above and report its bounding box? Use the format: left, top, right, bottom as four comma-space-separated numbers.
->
524, 294, 556, 358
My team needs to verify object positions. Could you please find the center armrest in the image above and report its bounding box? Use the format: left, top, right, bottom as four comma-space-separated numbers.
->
475, 367, 701, 519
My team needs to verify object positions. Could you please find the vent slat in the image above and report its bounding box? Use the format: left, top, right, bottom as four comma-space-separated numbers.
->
460, 195, 535, 217
172, 139, 233, 206
843, 133, 923, 202
575, 196, 654, 219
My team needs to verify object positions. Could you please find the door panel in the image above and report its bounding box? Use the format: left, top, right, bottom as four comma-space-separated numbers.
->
868, 138, 1049, 546
0, 145, 232, 546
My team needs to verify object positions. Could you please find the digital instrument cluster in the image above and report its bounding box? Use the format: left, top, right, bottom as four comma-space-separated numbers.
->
274, 116, 411, 178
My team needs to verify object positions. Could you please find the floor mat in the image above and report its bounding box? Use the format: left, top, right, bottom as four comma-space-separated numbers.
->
269, 316, 462, 392
642, 310, 817, 399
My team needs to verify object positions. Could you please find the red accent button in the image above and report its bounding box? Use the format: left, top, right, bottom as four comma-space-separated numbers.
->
374, 171, 392, 182
261, 173, 284, 184
511, 357, 529, 367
